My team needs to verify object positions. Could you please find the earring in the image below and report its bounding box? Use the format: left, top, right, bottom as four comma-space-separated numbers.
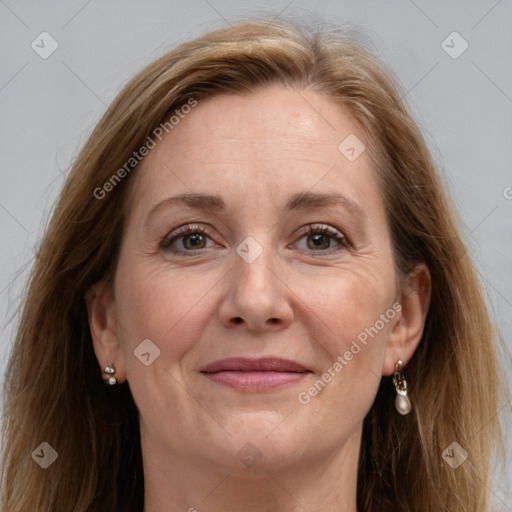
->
104, 364, 117, 386
392, 359, 411, 415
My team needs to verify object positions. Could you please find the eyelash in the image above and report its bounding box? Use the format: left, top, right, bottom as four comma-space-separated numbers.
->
160, 223, 350, 256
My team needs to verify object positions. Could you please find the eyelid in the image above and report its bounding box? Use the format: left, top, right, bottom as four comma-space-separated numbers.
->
293, 223, 350, 251
160, 222, 350, 255
160, 223, 218, 252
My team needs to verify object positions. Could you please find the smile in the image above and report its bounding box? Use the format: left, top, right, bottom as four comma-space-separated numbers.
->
201, 357, 312, 392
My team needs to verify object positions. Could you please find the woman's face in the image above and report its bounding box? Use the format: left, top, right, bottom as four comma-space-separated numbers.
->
90, 85, 425, 473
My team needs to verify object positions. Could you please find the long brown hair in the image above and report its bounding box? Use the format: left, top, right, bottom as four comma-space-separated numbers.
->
1, 16, 506, 512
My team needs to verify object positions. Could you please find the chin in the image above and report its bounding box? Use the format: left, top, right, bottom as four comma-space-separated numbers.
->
208, 416, 322, 469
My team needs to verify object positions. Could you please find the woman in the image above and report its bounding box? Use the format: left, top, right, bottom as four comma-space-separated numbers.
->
1, 17, 506, 512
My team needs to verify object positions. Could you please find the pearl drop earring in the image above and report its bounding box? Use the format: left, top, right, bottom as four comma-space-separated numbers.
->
392, 359, 411, 415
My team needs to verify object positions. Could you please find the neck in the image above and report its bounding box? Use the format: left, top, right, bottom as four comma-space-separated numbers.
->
141, 425, 361, 512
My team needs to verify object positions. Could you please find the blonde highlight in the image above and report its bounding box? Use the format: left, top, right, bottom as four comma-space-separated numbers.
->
1, 17, 506, 512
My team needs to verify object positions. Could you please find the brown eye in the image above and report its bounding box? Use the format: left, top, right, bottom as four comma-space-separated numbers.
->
181, 232, 207, 250
161, 224, 215, 253
294, 224, 349, 252
306, 232, 331, 250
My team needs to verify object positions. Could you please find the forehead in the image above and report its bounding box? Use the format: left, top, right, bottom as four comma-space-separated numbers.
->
130, 84, 381, 218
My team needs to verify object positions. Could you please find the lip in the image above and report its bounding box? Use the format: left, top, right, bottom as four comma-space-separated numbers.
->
201, 357, 312, 392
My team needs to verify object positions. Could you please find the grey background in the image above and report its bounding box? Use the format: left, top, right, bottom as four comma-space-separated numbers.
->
0, 0, 511, 507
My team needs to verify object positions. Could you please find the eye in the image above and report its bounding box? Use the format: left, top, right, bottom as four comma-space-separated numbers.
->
293, 224, 349, 252
160, 224, 217, 253
160, 222, 349, 256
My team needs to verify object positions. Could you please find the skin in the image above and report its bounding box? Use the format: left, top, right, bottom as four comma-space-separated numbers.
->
87, 84, 431, 512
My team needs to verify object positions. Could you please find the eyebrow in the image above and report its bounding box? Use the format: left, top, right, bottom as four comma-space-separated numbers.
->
145, 191, 364, 224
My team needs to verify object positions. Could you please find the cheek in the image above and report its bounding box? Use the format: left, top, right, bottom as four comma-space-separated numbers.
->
113, 260, 219, 438
113, 258, 220, 374
295, 264, 396, 353
292, 269, 396, 420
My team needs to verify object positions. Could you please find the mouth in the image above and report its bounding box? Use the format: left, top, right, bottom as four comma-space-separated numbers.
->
200, 357, 312, 392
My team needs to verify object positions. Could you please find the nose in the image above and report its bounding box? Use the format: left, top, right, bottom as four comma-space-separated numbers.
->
218, 243, 294, 333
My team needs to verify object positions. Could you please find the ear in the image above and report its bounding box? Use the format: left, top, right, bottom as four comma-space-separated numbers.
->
85, 281, 126, 384
382, 263, 431, 376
